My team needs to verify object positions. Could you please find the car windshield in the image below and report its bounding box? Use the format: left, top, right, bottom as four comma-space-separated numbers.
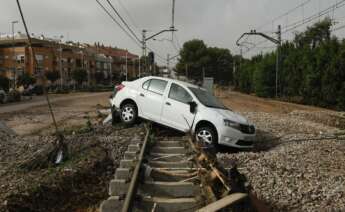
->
189, 87, 228, 110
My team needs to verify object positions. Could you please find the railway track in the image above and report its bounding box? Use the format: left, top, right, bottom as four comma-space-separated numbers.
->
100, 124, 268, 212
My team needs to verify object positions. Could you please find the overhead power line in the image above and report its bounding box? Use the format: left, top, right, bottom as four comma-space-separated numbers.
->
256, 0, 313, 31
105, 0, 141, 43
282, 0, 345, 33
242, 0, 345, 55
96, 0, 141, 48
115, 0, 140, 31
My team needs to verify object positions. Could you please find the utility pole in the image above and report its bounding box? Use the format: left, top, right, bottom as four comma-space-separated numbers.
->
141, 27, 177, 77
141, 29, 146, 76
236, 27, 281, 98
125, 51, 128, 81
171, 0, 175, 40
167, 54, 170, 74
138, 57, 141, 78
185, 64, 188, 79
275, 25, 281, 98
11, 20, 19, 90
59, 36, 63, 89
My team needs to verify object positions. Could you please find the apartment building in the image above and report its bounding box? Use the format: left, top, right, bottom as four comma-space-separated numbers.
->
0, 33, 139, 87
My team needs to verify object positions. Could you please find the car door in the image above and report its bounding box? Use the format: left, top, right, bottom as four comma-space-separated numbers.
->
137, 78, 168, 122
161, 83, 195, 132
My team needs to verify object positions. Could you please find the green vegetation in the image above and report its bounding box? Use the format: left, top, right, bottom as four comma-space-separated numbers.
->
235, 18, 345, 110
72, 68, 87, 86
17, 73, 36, 87
45, 71, 60, 84
0, 76, 10, 91
176, 39, 233, 85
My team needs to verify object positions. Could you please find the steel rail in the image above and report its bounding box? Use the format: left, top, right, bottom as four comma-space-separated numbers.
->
121, 124, 151, 212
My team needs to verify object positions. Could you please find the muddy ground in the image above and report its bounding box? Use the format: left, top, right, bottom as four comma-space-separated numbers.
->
1, 90, 345, 211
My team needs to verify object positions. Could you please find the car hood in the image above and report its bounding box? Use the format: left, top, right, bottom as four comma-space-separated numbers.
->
215, 109, 249, 124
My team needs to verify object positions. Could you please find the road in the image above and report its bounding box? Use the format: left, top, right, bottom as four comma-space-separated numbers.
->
0, 92, 111, 135
0, 92, 111, 114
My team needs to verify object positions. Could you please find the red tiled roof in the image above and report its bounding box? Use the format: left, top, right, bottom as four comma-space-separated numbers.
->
88, 46, 138, 59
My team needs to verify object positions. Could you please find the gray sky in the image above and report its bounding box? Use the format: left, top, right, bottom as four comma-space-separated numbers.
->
1, 0, 345, 65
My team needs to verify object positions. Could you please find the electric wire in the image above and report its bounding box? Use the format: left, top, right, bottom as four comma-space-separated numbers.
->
105, 0, 141, 43
256, 0, 314, 31
96, 0, 142, 48
115, 0, 140, 31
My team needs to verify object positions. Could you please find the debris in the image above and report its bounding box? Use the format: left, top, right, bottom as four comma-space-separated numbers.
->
103, 114, 112, 125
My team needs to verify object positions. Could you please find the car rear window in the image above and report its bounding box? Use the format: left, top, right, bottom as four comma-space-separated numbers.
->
143, 79, 168, 95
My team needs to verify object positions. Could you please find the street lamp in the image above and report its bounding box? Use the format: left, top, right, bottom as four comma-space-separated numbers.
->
11, 20, 19, 90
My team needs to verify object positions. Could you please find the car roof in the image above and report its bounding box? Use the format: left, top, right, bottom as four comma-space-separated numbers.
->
142, 76, 200, 89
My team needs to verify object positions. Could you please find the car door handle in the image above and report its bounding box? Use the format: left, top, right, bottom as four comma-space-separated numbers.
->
165, 102, 171, 106
140, 93, 145, 97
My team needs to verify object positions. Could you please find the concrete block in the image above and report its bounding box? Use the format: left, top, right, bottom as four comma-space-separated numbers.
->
151, 147, 187, 154
115, 168, 131, 180
128, 144, 141, 152
124, 151, 138, 160
120, 159, 135, 168
100, 196, 123, 212
109, 179, 129, 196
139, 181, 198, 198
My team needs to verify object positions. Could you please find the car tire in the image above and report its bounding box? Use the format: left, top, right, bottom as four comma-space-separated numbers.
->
120, 103, 137, 126
195, 126, 217, 147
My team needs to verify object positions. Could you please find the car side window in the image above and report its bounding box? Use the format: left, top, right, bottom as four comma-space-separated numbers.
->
147, 79, 168, 95
169, 83, 193, 104
142, 80, 150, 90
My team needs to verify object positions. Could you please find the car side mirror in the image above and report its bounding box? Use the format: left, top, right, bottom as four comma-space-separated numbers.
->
189, 101, 197, 114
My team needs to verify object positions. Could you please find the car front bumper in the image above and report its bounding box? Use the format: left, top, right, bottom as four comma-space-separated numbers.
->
218, 125, 256, 149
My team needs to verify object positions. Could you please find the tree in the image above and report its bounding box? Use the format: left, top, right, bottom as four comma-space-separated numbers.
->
45, 71, 60, 84
176, 39, 209, 80
176, 39, 233, 84
0, 76, 10, 91
17, 73, 36, 88
72, 69, 87, 86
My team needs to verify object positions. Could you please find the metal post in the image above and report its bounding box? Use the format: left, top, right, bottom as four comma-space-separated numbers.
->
138, 57, 141, 78
12, 21, 19, 89
142, 30, 146, 76
185, 64, 188, 79
276, 25, 281, 98
125, 51, 128, 81
167, 53, 170, 74
109, 57, 112, 86
59, 38, 63, 89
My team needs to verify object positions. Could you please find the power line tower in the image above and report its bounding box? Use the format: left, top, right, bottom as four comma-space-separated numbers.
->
236, 25, 282, 98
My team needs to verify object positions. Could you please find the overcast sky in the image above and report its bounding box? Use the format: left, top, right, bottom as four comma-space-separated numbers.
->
1, 0, 345, 65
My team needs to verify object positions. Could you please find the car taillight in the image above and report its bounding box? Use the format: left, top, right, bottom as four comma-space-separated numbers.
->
115, 84, 125, 91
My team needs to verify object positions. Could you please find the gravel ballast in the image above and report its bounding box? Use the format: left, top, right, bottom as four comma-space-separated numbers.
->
217, 111, 345, 212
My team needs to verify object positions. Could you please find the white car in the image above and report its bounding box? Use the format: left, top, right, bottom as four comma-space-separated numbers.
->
110, 76, 256, 148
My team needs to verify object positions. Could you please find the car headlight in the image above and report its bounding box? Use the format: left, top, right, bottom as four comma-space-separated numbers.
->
224, 119, 241, 131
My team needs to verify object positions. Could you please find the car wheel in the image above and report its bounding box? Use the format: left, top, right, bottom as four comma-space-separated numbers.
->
120, 103, 137, 126
195, 126, 217, 146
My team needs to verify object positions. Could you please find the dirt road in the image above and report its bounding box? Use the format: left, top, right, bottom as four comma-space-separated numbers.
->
217, 90, 326, 113
0, 92, 111, 135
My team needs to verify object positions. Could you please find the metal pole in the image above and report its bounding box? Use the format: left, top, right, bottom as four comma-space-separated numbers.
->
138, 57, 141, 78
167, 53, 170, 74
125, 51, 128, 81
276, 25, 281, 98
109, 57, 112, 85
142, 30, 146, 76
59, 39, 63, 89
12, 21, 18, 89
